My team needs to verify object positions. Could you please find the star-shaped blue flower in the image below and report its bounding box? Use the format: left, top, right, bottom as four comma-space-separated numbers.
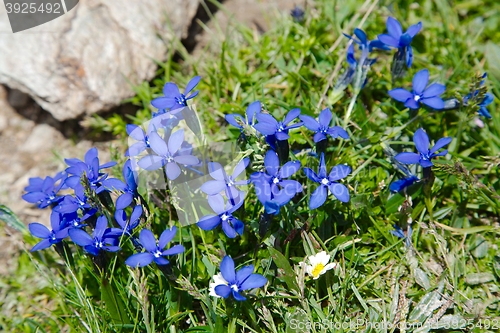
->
303, 153, 351, 210
300, 108, 349, 143
343, 28, 390, 52
125, 227, 184, 267
151, 76, 201, 111
250, 150, 302, 206
225, 101, 261, 132
197, 194, 245, 238
64, 148, 116, 192
389, 69, 446, 110
213, 256, 267, 301
378, 17, 422, 67
395, 128, 451, 168
137, 129, 199, 180
254, 108, 303, 141
29, 211, 70, 251
69, 216, 121, 256
22, 172, 67, 209
200, 158, 250, 204
102, 160, 139, 210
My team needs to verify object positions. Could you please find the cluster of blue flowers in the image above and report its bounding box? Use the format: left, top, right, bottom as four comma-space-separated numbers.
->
24, 14, 495, 303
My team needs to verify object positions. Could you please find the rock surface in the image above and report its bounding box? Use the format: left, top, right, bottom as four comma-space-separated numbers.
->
0, 0, 199, 121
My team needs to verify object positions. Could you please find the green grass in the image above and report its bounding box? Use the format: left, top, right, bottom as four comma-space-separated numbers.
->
2, 0, 500, 332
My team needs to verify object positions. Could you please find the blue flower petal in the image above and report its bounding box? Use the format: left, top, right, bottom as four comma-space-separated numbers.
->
139, 229, 157, 253
412, 69, 429, 95
197, 215, 221, 231
162, 244, 184, 256
388, 88, 413, 103
158, 226, 177, 249
430, 137, 452, 155
386, 17, 403, 39
31, 239, 52, 251
395, 152, 421, 164
423, 83, 446, 98
126, 252, 154, 268
215, 285, 231, 298
421, 97, 444, 110
329, 183, 350, 202
239, 273, 267, 290
413, 129, 430, 155
69, 228, 93, 247
264, 150, 280, 176
309, 185, 327, 210
220, 256, 236, 283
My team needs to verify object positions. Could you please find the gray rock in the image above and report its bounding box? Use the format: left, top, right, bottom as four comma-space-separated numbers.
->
0, 0, 199, 121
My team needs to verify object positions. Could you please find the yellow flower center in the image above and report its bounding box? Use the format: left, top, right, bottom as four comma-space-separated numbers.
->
312, 263, 325, 278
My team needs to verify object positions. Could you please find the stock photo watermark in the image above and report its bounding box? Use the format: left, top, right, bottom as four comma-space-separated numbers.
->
3, 0, 79, 33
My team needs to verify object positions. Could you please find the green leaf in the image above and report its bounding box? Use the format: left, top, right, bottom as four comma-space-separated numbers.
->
268, 247, 299, 293
101, 279, 131, 326
0, 204, 28, 233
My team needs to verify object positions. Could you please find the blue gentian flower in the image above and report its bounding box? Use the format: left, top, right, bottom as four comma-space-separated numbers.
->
391, 225, 412, 247
61, 210, 95, 229
54, 185, 92, 215
254, 108, 303, 141
343, 28, 390, 52
389, 175, 419, 193
102, 160, 138, 210
69, 216, 121, 256
477, 93, 494, 118
225, 101, 261, 132
250, 150, 302, 205
29, 211, 70, 251
125, 227, 184, 267
151, 76, 201, 111
200, 158, 250, 204
303, 153, 351, 210
290, 5, 305, 22
211, 255, 267, 301
395, 128, 451, 168
299, 108, 349, 143
125, 124, 153, 157
378, 17, 422, 67
22, 172, 66, 209
137, 129, 199, 180
115, 205, 142, 236
389, 69, 446, 110
64, 148, 116, 191
197, 194, 245, 238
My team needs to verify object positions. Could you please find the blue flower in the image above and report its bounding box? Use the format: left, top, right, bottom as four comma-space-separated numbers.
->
137, 129, 199, 180
54, 185, 92, 215
303, 153, 351, 210
69, 216, 121, 256
125, 227, 184, 267
61, 210, 95, 229
343, 28, 390, 52
477, 93, 494, 118
299, 108, 349, 143
290, 5, 305, 22
391, 225, 412, 247
254, 108, 303, 141
151, 76, 201, 111
395, 128, 451, 168
389, 69, 446, 110
29, 211, 70, 251
200, 158, 250, 204
102, 160, 138, 210
22, 172, 66, 209
212, 255, 267, 301
225, 101, 261, 132
250, 150, 302, 206
115, 205, 142, 235
64, 148, 116, 192
197, 194, 245, 238
378, 17, 422, 67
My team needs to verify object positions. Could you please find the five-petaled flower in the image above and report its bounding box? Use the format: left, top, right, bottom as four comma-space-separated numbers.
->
22, 172, 66, 209
197, 194, 245, 238
29, 211, 70, 251
299, 251, 337, 280
138, 129, 199, 180
200, 158, 250, 204
395, 128, 451, 168
102, 160, 139, 210
69, 216, 121, 256
114, 205, 142, 235
125, 227, 184, 267
151, 76, 201, 111
254, 108, 303, 141
378, 17, 422, 68
303, 153, 351, 210
300, 108, 349, 143
250, 150, 302, 206
389, 69, 446, 110
211, 255, 267, 301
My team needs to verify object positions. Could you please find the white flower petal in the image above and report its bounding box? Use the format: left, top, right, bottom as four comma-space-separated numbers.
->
209, 273, 228, 298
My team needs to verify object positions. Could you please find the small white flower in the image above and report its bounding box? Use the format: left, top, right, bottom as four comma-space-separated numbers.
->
299, 251, 337, 280
208, 272, 228, 297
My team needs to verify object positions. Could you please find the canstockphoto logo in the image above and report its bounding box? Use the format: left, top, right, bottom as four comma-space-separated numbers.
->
3, 0, 79, 33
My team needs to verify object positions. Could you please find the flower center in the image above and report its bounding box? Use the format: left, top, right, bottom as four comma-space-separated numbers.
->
272, 177, 280, 184
51, 233, 57, 241
94, 239, 103, 248
175, 94, 187, 106
312, 263, 325, 278
221, 213, 229, 221
230, 284, 239, 292
321, 178, 329, 186
277, 123, 285, 132
153, 249, 162, 258
414, 95, 421, 102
